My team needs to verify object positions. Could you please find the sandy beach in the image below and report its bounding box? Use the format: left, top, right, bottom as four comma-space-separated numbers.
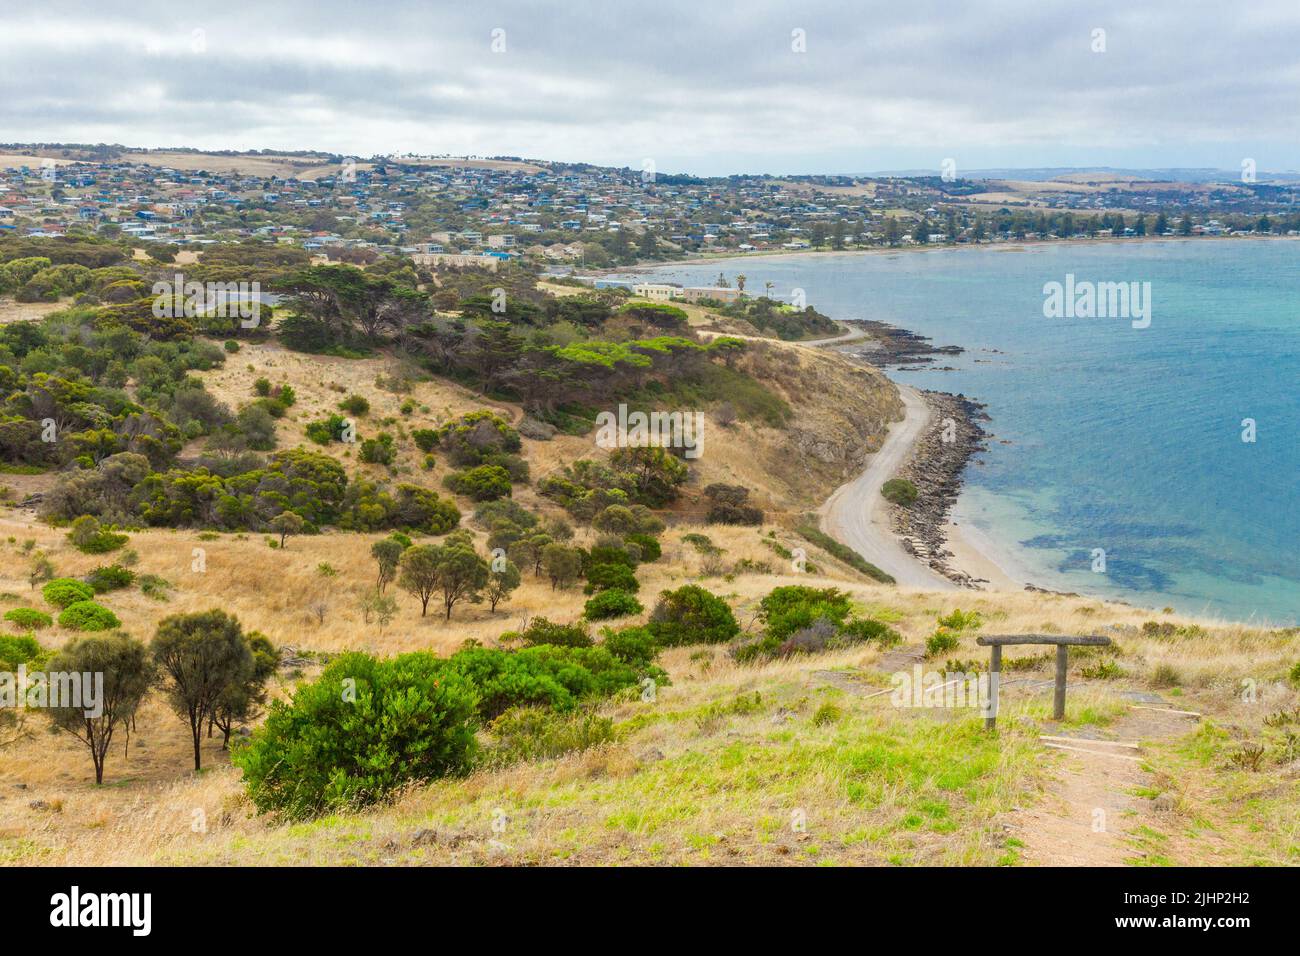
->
819, 376, 1027, 593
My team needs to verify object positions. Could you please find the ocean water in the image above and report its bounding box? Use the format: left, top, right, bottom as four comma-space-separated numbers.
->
616, 240, 1300, 624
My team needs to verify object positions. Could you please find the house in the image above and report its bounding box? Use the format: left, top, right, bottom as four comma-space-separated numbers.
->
632, 283, 683, 302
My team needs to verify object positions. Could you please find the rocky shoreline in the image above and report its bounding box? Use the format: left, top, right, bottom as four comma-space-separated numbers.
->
841, 319, 964, 368
888, 390, 991, 587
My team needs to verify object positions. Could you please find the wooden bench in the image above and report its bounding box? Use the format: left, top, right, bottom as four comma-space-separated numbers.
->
976, 634, 1112, 729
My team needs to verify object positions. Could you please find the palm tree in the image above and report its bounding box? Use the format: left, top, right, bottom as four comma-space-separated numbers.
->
735, 274, 747, 295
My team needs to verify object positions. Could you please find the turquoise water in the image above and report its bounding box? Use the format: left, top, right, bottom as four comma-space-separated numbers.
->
619, 241, 1300, 624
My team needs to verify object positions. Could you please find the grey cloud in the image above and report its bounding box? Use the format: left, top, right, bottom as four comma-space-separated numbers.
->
2, 0, 1298, 173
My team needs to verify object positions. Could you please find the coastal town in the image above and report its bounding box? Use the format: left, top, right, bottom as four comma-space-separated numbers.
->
3, 146, 1300, 276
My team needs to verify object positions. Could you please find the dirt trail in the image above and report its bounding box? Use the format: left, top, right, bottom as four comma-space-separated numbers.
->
1008, 704, 1198, 866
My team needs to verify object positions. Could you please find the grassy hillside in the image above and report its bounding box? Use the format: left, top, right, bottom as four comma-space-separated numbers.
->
0, 252, 1295, 868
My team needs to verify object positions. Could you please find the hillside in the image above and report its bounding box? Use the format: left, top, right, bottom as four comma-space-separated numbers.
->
0, 247, 1296, 869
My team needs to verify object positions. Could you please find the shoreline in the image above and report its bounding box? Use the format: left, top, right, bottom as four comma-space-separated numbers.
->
576, 233, 1300, 277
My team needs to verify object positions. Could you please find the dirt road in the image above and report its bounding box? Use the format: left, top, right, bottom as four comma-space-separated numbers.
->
818, 382, 956, 589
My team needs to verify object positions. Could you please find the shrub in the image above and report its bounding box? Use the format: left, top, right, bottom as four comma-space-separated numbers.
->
338, 394, 370, 416
1289, 661, 1300, 688
446, 644, 656, 720
647, 585, 739, 647
305, 413, 352, 444
411, 428, 439, 453
58, 601, 122, 632
837, 618, 901, 646
937, 608, 983, 631
760, 586, 853, 641
86, 564, 135, 593
4, 607, 53, 631
233, 652, 480, 819
601, 626, 658, 667
625, 532, 661, 562
584, 589, 644, 621
0, 632, 46, 670
881, 478, 918, 507
485, 706, 614, 767
67, 515, 128, 554
444, 464, 512, 501
435, 411, 521, 466
703, 483, 764, 525
588, 542, 638, 569
584, 562, 639, 594
43, 578, 95, 609
358, 433, 395, 465
925, 628, 960, 658
507, 617, 593, 649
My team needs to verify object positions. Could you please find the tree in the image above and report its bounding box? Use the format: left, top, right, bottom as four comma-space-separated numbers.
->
211, 632, 277, 748
485, 560, 521, 612
431, 543, 490, 621
47, 633, 153, 784
541, 543, 583, 590
150, 610, 254, 770
398, 545, 440, 616
371, 538, 405, 593
609, 445, 688, 507
269, 511, 304, 549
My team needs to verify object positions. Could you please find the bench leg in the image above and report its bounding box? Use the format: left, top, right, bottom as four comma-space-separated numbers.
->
1053, 645, 1068, 720
985, 645, 1001, 730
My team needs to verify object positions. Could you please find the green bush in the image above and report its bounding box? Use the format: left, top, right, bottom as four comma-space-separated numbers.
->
86, 564, 135, 593
601, 626, 658, 667
445, 644, 657, 720
505, 617, 592, 648
305, 413, 351, 444
358, 433, 395, 465
485, 706, 614, 767
583, 589, 644, 621
67, 515, 129, 554
58, 601, 121, 632
412, 428, 439, 453
646, 585, 739, 647
732, 585, 901, 662
338, 394, 370, 416
3, 607, 53, 631
232, 652, 480, 819
760, 585, 853, 641
881, 478, 918, 507
925, 628, 960, 658
584, 562, 639, 594
625, 532, 662, 562
937, 608, 983, 631
0, 633, 45, 670
444, 464, 512, 501
43, 578, 96, 609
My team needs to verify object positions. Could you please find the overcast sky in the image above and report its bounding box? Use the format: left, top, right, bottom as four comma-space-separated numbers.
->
3, 1, 1298, 176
